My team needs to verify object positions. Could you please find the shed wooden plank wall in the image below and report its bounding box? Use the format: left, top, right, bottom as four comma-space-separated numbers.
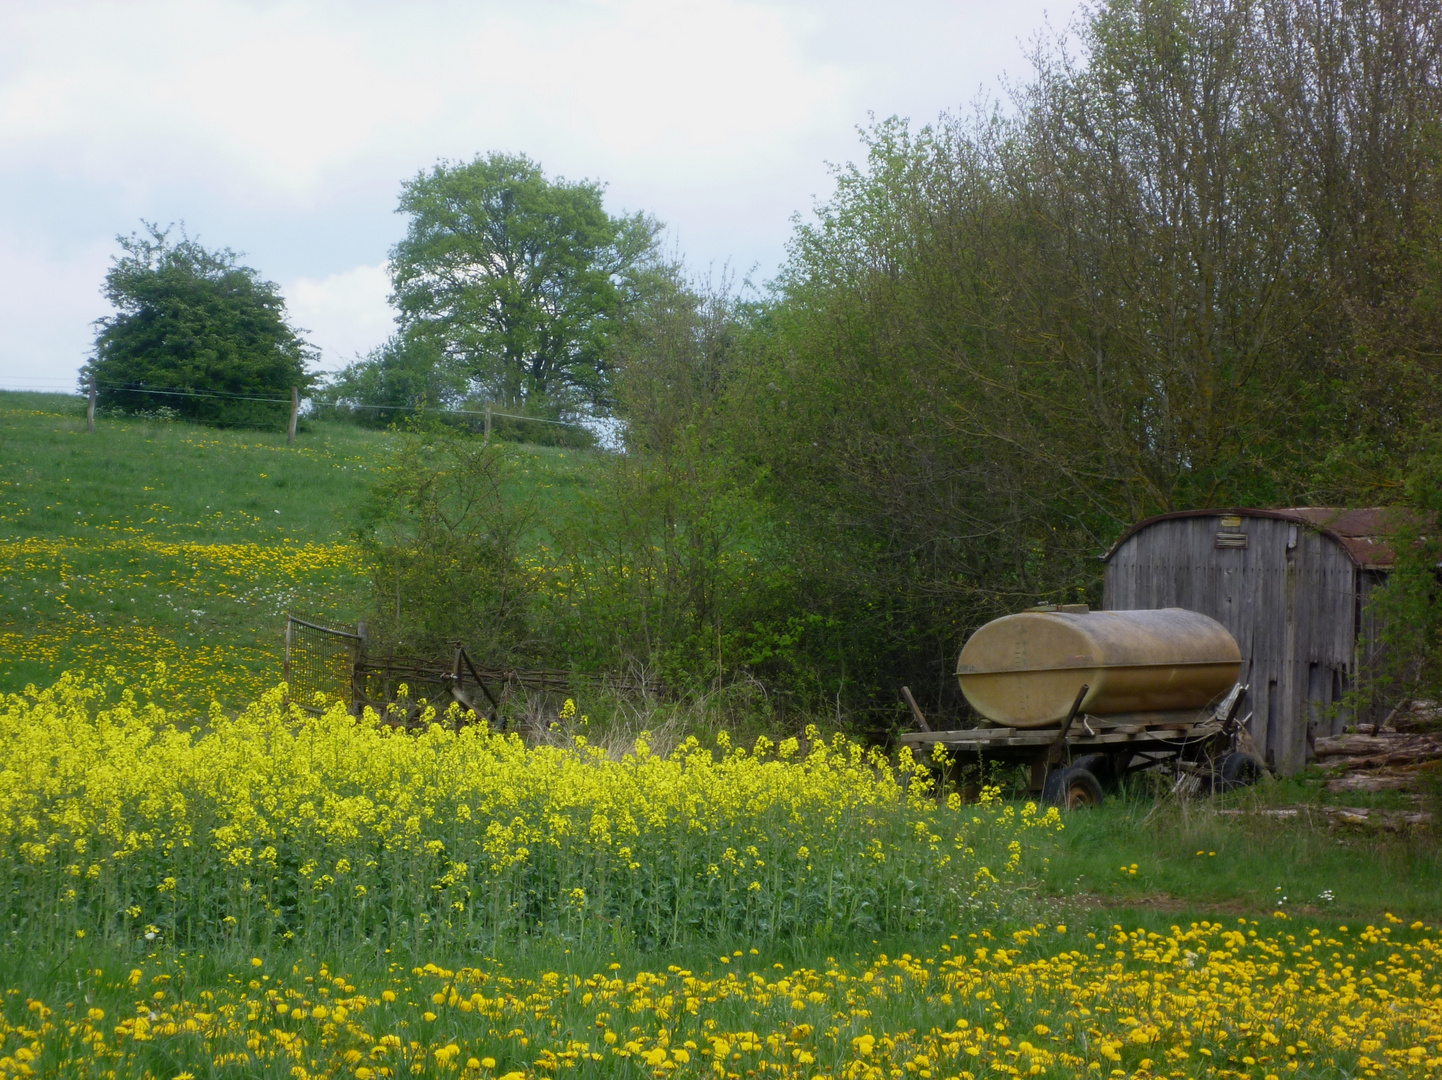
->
1104, 514, 1358, 774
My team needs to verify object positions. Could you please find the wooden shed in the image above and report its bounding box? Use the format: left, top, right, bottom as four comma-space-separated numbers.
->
1103, 508, 1403, 775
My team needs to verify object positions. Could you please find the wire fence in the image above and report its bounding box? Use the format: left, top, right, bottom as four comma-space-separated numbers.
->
1, 380, 586, 428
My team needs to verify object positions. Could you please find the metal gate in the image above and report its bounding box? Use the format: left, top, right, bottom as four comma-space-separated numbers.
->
283, 613, 363, 711
282, 613, 655, 726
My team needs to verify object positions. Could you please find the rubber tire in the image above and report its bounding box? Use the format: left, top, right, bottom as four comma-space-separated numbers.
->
1043, 765, 1105, 809
1071, 753, 1115, 788
1217, 751, 1265, 792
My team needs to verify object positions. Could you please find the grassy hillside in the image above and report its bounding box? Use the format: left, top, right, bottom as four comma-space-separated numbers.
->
0, 390, 598, 707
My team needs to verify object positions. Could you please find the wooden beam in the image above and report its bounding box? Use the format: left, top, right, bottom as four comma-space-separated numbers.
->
900, 686, 931, 732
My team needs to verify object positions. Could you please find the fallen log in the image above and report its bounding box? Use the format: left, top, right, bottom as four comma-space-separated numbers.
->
1320, 750, 1442, 771
1215, 805, 1432, 830
1313, 733, 1442, 758
1326, 770, 1419, 794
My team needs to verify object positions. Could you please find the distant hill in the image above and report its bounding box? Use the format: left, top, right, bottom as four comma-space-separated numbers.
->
0, 390, 598, 706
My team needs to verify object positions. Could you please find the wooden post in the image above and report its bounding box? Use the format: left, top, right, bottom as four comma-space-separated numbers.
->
484, 403, 492, 441
87, 376, 96, 433
1045, 683, 1091, 769
287, 387, 298, 445
900, 686, 931, 732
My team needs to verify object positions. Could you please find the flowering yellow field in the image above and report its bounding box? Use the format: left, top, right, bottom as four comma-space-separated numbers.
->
0, 398, 605, 706
0, 399, 392, 705
0, 675, 1440, 1077
0, 673, 1056, 952
2, 918, 1439, 1079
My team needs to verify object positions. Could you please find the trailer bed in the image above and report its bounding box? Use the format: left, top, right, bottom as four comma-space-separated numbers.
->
900, 714, 1223, 753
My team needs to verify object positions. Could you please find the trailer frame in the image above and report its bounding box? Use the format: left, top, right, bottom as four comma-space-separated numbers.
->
900, 683, 1256, 807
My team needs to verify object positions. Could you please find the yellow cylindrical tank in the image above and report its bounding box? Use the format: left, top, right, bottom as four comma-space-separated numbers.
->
955, 608, 1241, 728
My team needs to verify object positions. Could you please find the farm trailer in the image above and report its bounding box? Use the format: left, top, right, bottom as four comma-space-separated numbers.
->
901, 606, 1264, 808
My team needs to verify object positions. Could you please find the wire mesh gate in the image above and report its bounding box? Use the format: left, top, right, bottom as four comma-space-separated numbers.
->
283, 614, 363, 712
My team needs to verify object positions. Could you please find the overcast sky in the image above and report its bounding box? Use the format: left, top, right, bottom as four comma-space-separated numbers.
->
0, 0, 1081, 391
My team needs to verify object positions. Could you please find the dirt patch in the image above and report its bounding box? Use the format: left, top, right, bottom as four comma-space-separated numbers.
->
1052, 891, 1329, 921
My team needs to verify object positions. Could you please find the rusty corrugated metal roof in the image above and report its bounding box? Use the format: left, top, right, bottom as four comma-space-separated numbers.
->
1104, 506, 1420, 570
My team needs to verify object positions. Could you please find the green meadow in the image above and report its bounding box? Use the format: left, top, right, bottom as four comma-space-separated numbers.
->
0, 390, 598, 705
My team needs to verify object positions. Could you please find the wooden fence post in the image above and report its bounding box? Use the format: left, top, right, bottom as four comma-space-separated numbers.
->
87, 376, 96, 433
484, 403, 492, 441
288, 387, 298, 445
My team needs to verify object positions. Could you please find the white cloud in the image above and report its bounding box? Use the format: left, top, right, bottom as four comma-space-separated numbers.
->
0, 234, 110, 389
0, 1, 427, 201
0, 0, 1082, 386
0, 0, 844, 202
440, 2, 847, 170
285, 263, 394, 371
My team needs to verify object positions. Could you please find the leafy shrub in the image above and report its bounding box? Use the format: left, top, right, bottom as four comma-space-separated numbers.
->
84, 223, 316, 428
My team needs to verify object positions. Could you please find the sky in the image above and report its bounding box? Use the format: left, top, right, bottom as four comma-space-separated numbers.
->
0, 0, 1082, 391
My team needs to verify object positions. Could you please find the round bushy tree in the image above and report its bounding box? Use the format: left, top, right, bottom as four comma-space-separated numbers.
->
83, 223, 317, 426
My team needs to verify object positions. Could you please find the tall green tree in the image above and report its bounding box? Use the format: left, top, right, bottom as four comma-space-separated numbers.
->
546, 265, 790, 688
316, 335, 465, 427
84, 223, 317, 426
390, 153, 659, 411
729, 0, 1442, 716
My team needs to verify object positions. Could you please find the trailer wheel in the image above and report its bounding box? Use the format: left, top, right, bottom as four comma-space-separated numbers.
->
1217, 751, 1265, 792
1043, 765, 1104, 809
1071, 753, 1116, 787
